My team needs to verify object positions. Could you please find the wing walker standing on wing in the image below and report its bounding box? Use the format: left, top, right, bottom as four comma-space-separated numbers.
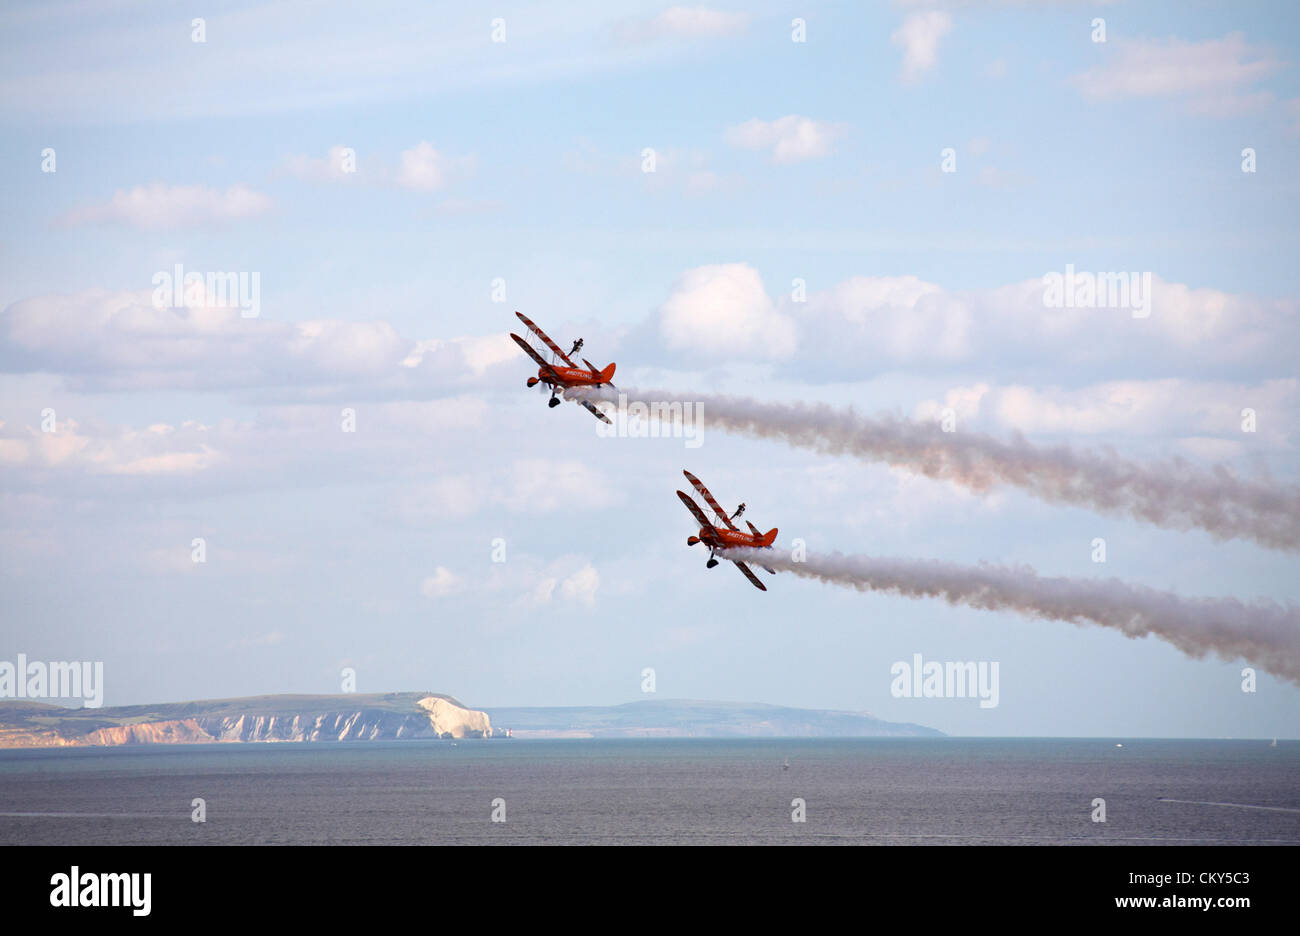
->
676, 470, 778, 592
509, 312, 615, 424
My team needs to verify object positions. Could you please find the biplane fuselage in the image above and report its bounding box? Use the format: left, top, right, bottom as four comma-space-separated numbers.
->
533, 361, 616, 390
676, 470, 777, 591
691, 524, 778, 551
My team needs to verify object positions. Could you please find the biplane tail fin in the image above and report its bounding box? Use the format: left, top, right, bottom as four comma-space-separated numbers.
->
580, 358, 616, 385
760, 527, 778, 547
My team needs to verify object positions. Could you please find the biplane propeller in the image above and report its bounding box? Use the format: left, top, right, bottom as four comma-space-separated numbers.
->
676, 470, 778, 592
509, 312, 615, 424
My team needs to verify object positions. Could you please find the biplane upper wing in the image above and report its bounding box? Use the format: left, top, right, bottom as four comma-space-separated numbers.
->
676, 490, 715, 532
682, 470, 738, 531
515, 312, 577, 368
510, 332, 563, 380
731, 560, 767, 592
580, 400, 612, 424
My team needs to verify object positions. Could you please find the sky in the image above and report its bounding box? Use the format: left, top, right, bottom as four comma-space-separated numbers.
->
1, 0, 1298, 737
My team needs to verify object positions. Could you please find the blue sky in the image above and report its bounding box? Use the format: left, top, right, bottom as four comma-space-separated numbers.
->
1, 0, 1298, 736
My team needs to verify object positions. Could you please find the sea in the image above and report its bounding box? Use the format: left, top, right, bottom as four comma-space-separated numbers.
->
1, 738, 1296, 846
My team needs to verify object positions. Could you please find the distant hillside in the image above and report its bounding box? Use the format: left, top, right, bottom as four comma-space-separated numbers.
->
485, 699, 942, 738
0, 692, 491, 748
0, 694, 942, 747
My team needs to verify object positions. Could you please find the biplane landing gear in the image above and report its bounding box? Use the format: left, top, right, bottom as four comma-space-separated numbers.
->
548, 396, 561, 408
706, 558, 719, 569
527, 377, 540, 388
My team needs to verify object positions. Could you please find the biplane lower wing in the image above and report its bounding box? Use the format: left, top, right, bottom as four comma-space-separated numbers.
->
676, 490, 714, 531
510, 332, 562, 381
580, 400, 612, 424
732, 560, 767, 591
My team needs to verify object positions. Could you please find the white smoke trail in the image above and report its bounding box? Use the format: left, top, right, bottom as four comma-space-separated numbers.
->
726, 546, 1300, 685
577, 387, 1300, 551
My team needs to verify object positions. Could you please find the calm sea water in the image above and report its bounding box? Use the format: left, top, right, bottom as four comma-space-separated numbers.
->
1, 738, 1296, 845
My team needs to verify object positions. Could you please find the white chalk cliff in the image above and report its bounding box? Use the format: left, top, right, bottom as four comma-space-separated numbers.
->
0, 693, 493, 747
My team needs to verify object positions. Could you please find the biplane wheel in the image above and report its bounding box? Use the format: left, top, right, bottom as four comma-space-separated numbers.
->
527, 377, 539, 387
706, 558, 719, 569
686, 536, 700, 546
548, 396, 560, 408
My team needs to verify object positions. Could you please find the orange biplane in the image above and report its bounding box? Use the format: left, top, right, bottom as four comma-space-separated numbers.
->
676, 470, 777, 591
509, 311, 615, 424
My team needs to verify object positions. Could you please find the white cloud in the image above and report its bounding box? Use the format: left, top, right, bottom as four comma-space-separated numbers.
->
402, 333, 518, 373
420, 567, 462, 598
283, 145, 359, 182
614, 6, 750, 44
724, 116, 844, 165
658, 263, 797, 360
523, 563, 600, 607
0, 288, 515, 398
58, 183, 271, 230
913, 378, 1297, 446
395, 141, 474, 192
1072, 33, 1281, 107
8, 269, 1297, 405
798, 273, 1300, 379
0, 397, 495, 505
891, 11, 952, 83
805, 274, 970, 361
0, 416, 223, 475
558, 564, 600, 606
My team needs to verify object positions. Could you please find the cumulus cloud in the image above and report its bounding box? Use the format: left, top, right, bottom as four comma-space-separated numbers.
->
526, 563, 600, 607
558, 564, 600, 606
1072, 33, 1282, 114
891, 11, 952, 83
57, 183, 271, 230
0, 399, 491, 506
724, 116, 844, 164
614, 6, 749, 44
797, 273, 1300, 381
804, 275, 970, 361
0, 417, 223, 476
283, 145, 359, 182
395, 141, 474, 192
914, 379, 1297, 446
420, 567, 462, 598
7, 269, 1297, 403
0, 288, 519, 398
658, 263, 797, 360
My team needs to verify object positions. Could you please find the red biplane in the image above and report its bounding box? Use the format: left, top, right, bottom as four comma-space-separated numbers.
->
509, 311, 615, 424
676, 470, 778, 591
